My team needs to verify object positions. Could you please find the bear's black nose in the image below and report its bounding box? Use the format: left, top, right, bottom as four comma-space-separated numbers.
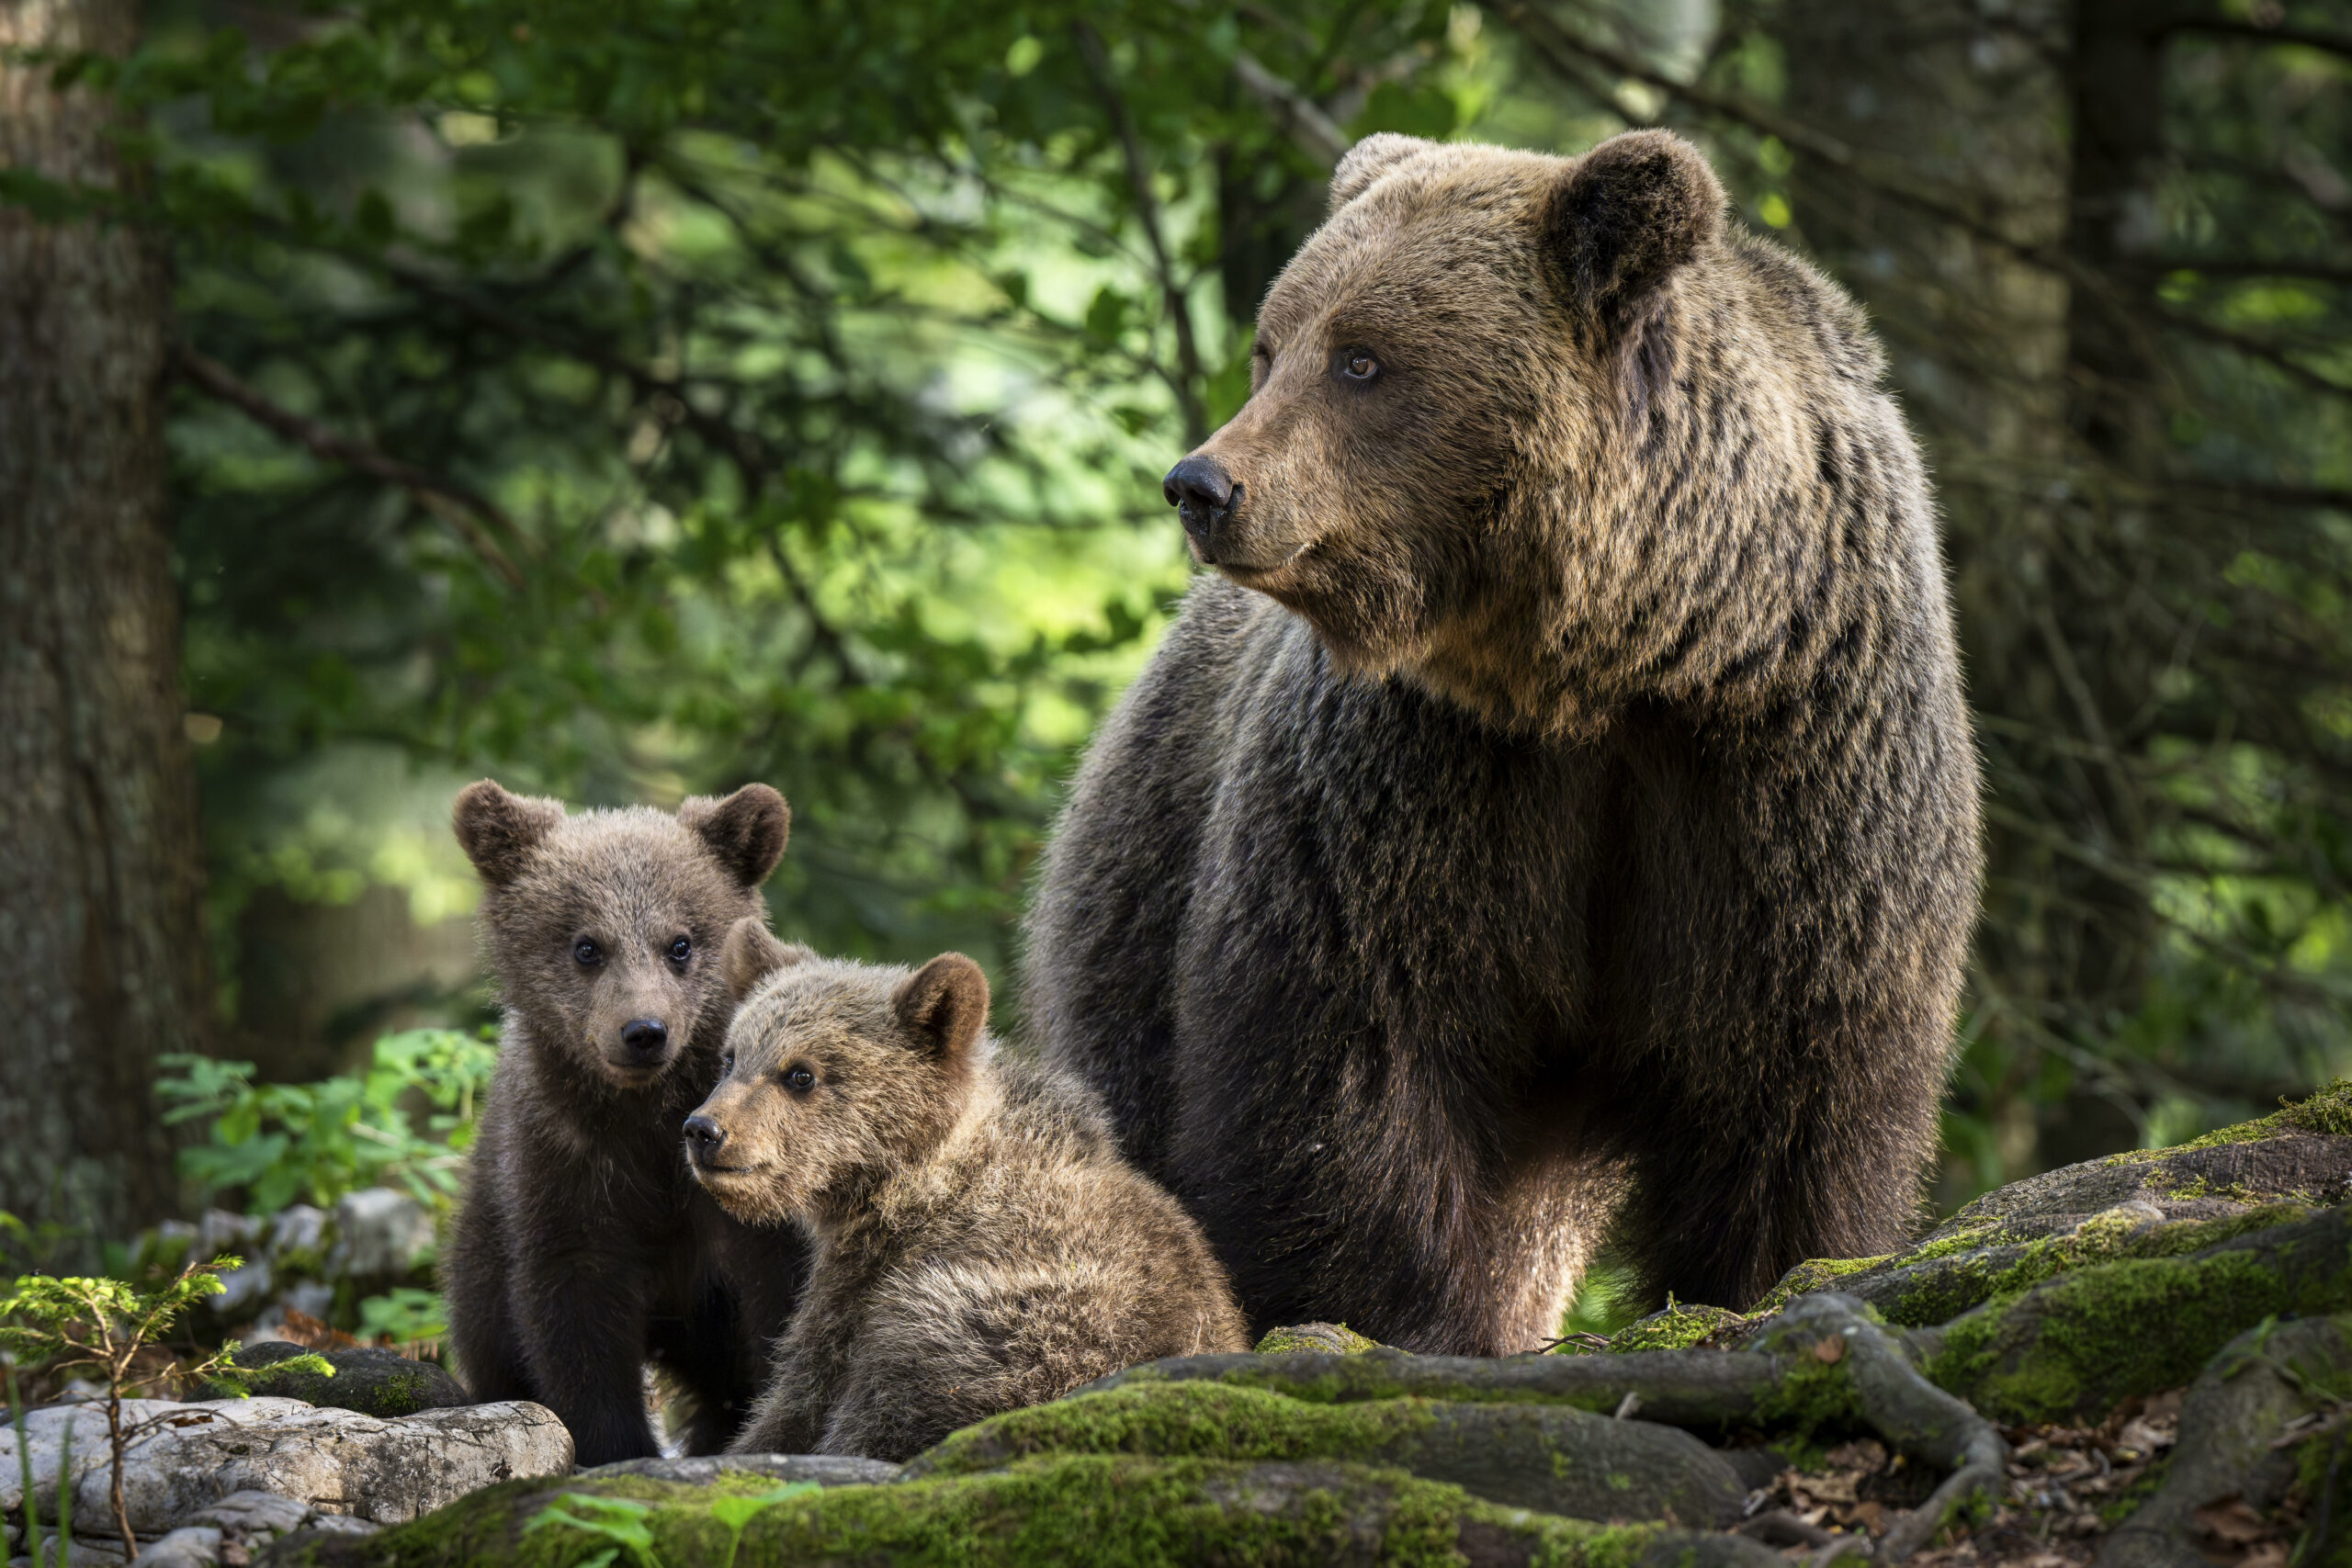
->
1163, 456, 1238, 553
683, 1115, 726, 1157
621, 1019, 670, 1058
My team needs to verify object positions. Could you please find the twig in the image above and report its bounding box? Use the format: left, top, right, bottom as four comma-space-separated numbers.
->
1071, 20, 1209, 444
170, 345, 527, 590
1232, 51, 1351, 167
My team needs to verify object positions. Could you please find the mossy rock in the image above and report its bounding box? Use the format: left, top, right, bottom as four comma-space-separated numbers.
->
903, 1380, 1749, 1526
1254, 1322, 1378, 1356
1602, 1303, 1747, 1353
1921, 1202, 2352, 1422
1745, 1082, 2352, 1333
222, 1342, 472, 1418
253, 1454, 1783, 1568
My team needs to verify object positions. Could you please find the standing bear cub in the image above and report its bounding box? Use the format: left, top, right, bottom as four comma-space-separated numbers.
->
444, 781, 807, 1464
1025, 130, 1983, 1352
686, 919, 1248, 1463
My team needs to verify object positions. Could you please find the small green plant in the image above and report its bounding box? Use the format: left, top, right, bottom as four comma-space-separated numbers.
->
356, 1286, 447, 1345
525, 1493, 662, 1568
709, 1483, 819, 1568
0, 1259, 331, 1558
158, 1025, 496, 1213
524, 1483, 819, 1568
6, 1352, 71, 1568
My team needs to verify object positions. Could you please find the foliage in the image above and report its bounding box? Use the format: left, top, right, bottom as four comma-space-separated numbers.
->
156, 1027, 495, 1213
6, 1353, 73, 1568
4, 0, 2346, 1211
527, 1483, 820, 1568
0, 1258, 333, 1557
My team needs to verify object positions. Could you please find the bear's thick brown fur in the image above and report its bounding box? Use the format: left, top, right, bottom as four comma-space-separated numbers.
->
1023, 130, 1983, 1354
688, 921, 1248, 1462
443, 781, 807, 1464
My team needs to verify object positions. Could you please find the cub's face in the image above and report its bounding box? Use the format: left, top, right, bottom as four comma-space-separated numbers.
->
1168, 130, 1723, 681
453, 781, 790, 1091
683, 926, 989, 1225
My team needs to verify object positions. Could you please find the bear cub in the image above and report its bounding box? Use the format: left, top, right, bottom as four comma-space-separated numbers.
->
686, 919, 1248, 1462
443, 781, 808, 1464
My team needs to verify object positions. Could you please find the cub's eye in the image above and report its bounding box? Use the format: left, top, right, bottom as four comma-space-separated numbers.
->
668, 935, 692, 964
783, 1066, 815, 1094
573, 938, 603, 967
1337, 348, 1380, 383
721, 1050, 736, 1075
1252, 340, 1272, 362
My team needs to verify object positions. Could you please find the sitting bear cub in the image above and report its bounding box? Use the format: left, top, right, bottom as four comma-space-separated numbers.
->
443, 781, 806, 1463
687, 919, 1248, 1462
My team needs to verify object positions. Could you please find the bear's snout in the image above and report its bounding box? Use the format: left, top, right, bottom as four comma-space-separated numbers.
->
1164, 455, 1239, 559
683, 1112, 728, 1164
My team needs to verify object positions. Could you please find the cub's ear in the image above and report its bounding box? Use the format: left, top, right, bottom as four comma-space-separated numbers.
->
452, 781, 565, 887
891, 953, 989, 1060
1545, 130, 1724, 326
1329, 132, 1430, 212
721, 916, 808, 1001
679, 784, 791, 888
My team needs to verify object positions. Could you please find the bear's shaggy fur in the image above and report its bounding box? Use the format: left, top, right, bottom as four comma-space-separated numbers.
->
1023, 130, 1983, 1353
443, 781, 807, 1464
689, 921, 1248, 1462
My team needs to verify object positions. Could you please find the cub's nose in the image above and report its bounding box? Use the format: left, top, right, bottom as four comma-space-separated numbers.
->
620, 1019, 670, 1060
1163, 455, 1238, 553
683, 1115, 726, 1159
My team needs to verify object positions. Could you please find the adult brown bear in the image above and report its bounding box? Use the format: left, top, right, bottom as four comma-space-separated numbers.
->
1023, 130, 1982, 1355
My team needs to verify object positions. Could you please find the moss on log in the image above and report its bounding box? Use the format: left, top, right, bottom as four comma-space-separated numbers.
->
904, 1380, 1750, 1526
254, 1457, 1785, 1568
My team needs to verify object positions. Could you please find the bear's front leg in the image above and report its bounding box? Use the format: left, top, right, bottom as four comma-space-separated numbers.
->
514, 1237, 662, 1465
727, 1336, 828, 1456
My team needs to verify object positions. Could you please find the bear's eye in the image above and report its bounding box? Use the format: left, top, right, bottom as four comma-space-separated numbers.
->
668, 935, 692, 965
783, 1066, 815, 1094
1336, 348, 1380, 383
721, 1049, 735, 1075
573, 938, 604, 967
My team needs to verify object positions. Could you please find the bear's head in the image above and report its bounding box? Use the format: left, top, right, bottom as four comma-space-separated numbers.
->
452, 780, 789, 1090
1167, 129, 1894, 735
682, 921, 989, 1225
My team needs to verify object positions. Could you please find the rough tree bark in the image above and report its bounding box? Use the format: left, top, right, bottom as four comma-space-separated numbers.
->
0, 0, 200, 1254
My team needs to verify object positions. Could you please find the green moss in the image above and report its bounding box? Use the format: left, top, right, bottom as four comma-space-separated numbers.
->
1120, 1349, 1622, 1416
909, 1382, 1441, 1475
1751, 1353, 1866, 1448
1255, 1322, 1379, 1356
1925, 1233, 2352, 1424
1605, 1303, 1747, 1354
1751, 1256, 1897, 1314
2106, 1079, 2352, 1164
262, 1457, 1676, 1568
2294, 1430, 2352, 1568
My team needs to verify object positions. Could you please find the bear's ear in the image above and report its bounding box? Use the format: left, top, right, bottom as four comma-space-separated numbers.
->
1544, 130, 1724, 326
1329, 132, 1430, 212
452, 781, 565, 887
679, 784, 791, 888
891, 953, 989, 1060
720, 915, 808, 1000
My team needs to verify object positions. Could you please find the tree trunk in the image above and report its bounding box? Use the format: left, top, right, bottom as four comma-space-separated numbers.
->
0, 0, 199, 1256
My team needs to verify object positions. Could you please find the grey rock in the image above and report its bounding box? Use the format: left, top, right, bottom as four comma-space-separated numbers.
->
324, 1192, 432, 1281
589, 1453, 901, 1487
1, 1396, 570, 1538
264, 1209, 328, 1267
126, 1527, 220, 1568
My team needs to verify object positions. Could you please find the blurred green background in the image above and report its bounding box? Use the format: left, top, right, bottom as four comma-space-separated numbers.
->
6, 0, 2350, 1271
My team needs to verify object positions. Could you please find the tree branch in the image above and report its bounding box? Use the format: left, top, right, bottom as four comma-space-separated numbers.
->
1232, 51, 1351, 167
169, 345, 526, 591
1071, 20, 1210, 445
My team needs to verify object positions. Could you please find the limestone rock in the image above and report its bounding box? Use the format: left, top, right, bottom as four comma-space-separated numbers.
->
0, 1397, 569, 1541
